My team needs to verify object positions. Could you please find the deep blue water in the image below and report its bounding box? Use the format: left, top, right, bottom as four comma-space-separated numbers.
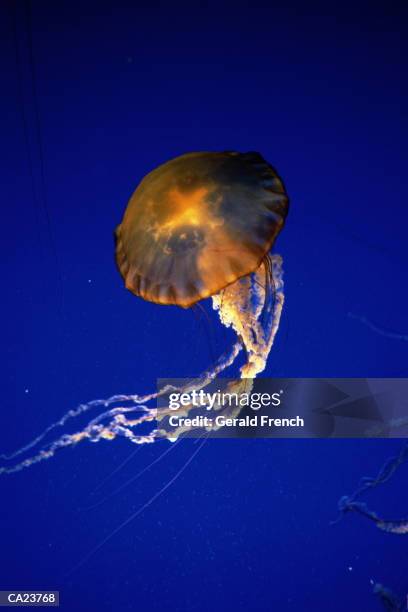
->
1, 1, 408, 610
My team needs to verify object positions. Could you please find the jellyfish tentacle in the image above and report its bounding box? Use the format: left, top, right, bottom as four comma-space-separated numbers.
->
89, 443, 144, 497
66, 435, 208, 575
0, 335, 242, 474
372, 583, 403, 612
83, 438, 181, 511
348, 312, 408, 341
335, 442, 408, 535
1, 256, 284, 474
377, 519, 408, 535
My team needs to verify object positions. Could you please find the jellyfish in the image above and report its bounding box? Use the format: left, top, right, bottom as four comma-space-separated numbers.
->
0, 151, 288, 474
334, 442, 408, 534
372, 583, 403, 611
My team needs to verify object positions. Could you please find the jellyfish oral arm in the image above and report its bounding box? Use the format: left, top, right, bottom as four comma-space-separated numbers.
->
212, 254, 284, 378
1, 254, 285, 474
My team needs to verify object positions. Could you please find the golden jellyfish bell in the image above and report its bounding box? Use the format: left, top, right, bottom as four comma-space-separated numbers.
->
115, 151, 289, 307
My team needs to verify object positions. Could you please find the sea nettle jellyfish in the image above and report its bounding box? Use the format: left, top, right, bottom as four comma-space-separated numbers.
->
0, 151, 288, 474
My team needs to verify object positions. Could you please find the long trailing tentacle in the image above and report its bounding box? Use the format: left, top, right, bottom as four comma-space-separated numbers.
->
0, 255, 285, 475
334, 442, 408, 534
66, 436, 208, 575
0, 337, 242, 475
83, 438, 181, 511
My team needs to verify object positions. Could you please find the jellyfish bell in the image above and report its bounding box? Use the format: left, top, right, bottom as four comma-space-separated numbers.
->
115, 151, 288, 379
115, 150, 288, 308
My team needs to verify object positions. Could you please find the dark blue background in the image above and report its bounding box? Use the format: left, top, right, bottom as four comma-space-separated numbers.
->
1, 1, 407, 610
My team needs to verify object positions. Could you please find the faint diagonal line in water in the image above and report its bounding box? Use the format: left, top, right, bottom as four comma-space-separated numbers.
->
66, 437, 207, 576
348, 312, 408, 341
83, 438, 181, 511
